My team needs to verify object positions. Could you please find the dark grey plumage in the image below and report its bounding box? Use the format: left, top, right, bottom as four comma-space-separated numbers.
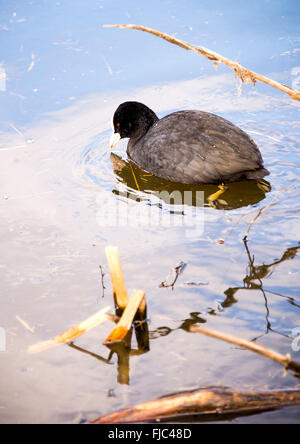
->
111, 101, 269, 185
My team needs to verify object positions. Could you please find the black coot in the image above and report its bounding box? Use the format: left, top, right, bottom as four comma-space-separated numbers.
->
110, 101, 269, 185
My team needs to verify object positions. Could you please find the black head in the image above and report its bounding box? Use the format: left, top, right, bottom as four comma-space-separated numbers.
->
112, 101, 159, 141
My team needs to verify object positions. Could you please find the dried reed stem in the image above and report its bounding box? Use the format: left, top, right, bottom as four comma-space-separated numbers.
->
105, 246, 129, 310
28, 306, 111, 354
189, 325, 300, 374
104, 24, 300, 101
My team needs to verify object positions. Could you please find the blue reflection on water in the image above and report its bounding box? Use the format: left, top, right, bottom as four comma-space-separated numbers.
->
0, 0, 300, 425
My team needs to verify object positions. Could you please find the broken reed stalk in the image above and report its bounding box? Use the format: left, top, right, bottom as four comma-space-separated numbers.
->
104, 290, 146, 344
105, 246, 129, 310
189, 325, 300, 375
91, 387, 300, 423
103, 24, 300, 102
28, 306, 111, 354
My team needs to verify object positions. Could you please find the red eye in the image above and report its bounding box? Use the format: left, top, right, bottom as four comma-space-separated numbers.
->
116, 123, 120, 128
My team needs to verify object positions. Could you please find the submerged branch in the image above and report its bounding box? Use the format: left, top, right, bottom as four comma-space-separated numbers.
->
91, 387, 300, 423
104, 24, 300, 101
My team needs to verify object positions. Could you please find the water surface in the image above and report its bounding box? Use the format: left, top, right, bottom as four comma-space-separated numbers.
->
0, 0, 300, 424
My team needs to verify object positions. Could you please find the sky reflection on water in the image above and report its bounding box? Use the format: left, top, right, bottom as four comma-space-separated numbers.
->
0, 0, 300, 424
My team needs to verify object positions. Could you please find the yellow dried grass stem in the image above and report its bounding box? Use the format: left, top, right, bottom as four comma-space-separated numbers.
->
104, 24, 300, 102
28, 306, 111, 354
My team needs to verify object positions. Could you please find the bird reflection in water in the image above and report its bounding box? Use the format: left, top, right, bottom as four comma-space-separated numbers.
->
110, 153, 271, 211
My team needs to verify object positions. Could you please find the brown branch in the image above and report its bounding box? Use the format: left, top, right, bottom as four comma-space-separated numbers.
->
189, 325, 300, 375
90, 387, 300, 423
103, 24, 300, 101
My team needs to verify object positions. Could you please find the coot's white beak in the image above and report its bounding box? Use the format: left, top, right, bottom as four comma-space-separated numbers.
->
109, 132, 121, 149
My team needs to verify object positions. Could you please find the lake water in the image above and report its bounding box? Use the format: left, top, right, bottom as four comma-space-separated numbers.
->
0, 0, 300, 424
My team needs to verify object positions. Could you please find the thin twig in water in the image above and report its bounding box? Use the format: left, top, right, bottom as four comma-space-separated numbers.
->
99, 265, 106, 300
223, 179, 300, 240
189, 325, 300, 375
68, 342, 113, 365
8, 123, 25, 138
244, 179, 300, 239
16, 315, 35, 333
159, 261, 187, 289
265, 289, 300, 309
103, 24, 300, 101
